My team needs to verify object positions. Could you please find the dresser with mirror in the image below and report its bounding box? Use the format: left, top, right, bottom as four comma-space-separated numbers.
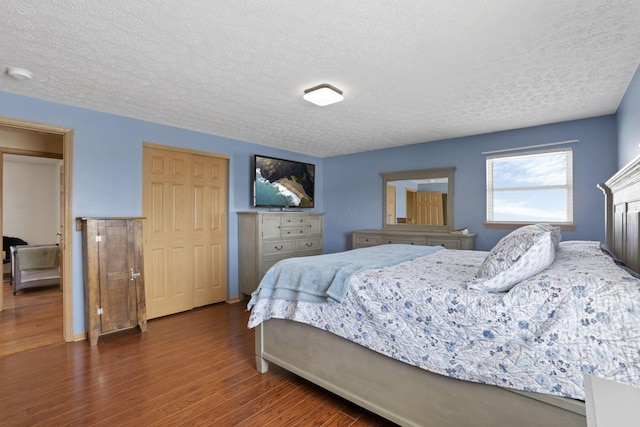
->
352, 166, 476, 250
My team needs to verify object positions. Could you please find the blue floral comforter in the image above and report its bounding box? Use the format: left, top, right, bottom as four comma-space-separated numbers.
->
248, 241, 640, 400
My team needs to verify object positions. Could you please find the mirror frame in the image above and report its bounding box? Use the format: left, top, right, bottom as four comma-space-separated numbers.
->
381, 166, 455, 232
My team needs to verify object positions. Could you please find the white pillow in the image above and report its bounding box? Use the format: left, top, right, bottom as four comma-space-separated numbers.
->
467, 224, 561, 292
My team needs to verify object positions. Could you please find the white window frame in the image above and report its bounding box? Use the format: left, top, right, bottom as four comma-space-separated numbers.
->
486, 148, 574, 227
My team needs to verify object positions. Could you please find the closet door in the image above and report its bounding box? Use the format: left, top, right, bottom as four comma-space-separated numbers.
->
143, 147, 193, 318
143, 145, 228, 319
416, 191, 444, 225
191, 154, 227, 307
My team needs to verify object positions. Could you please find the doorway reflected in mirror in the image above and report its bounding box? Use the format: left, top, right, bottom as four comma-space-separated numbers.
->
381, 167, 455, 232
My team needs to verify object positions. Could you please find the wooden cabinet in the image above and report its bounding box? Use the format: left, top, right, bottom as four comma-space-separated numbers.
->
81, 217, 147, 345
238, 212, 324, 296
352, 229, 476, 250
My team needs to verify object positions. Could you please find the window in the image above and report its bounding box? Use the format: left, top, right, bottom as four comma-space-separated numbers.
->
486, 148, 573, 225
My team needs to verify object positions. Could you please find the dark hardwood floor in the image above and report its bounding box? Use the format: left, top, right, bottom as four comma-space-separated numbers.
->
1, 280, 63, 358
1, 292, 397, 426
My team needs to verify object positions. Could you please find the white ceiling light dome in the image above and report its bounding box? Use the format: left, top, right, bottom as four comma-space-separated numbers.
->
6, 67, 33, 80
303, 83, 344, 106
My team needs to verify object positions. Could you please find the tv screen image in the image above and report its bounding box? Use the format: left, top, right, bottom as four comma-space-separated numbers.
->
254, 155, 315, 208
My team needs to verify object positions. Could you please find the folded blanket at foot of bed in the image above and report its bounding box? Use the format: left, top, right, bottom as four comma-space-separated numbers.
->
248, 244, 443, 308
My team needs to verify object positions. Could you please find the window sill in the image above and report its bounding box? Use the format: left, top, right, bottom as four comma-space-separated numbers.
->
484, 222, 576, 231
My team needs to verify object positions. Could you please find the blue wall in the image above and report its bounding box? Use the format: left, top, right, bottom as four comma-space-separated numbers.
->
0, 91, 324, 334
618, 63, 640, 167
323, 116, 618, 253
0, 88, 627, 334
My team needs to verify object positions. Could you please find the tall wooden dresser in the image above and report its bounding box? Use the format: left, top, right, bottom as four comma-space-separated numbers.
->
80, 217, 147, 345
238, 211, 324, 297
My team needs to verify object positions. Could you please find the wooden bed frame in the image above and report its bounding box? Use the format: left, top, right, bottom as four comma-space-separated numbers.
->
254, 155, 640, 427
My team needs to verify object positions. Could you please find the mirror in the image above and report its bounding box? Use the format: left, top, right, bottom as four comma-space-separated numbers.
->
381, 167, 455, 232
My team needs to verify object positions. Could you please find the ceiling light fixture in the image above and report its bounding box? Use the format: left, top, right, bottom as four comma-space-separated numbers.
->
6, 67, 33, 80
303, 83, 344, 106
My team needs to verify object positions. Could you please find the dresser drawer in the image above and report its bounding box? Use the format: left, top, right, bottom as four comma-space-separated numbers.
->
296, 236, 323, 253
426, 238, 461, 250
354, 233, 381, 246
262, 239, 296, 256
280, 227, 308, 238
280, 215, 309, 237
384, 236, 427, 245
281, 215, 308, 227
280, 216, 323, 237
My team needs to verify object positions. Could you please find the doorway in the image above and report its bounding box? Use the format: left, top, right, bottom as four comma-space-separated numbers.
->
0, 117, 74, 351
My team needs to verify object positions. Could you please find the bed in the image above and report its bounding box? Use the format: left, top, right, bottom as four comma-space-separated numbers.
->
247, 157, 640, 427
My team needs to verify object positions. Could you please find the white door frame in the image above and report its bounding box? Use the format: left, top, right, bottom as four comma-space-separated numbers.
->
0, 116, 74, 342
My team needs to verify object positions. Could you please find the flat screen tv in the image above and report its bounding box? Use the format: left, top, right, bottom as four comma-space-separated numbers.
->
253, 154, 315, 208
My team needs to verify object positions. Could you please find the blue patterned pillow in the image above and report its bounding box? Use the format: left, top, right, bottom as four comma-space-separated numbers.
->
468, 224, 561, 292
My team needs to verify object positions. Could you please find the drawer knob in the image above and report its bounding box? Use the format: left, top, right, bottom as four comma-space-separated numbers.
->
306, 242, 313, 247
274, 245, 284, 250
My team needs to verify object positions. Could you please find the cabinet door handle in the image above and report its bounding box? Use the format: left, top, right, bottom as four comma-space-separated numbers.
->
130, 268, 141, 281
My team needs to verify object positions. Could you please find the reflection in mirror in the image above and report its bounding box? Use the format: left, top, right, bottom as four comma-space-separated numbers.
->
381, 167, 455, 232
387, 178, 448, 225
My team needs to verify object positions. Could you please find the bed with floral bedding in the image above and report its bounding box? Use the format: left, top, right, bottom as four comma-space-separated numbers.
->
250, 238, 640, 403
248, 158, 640, 427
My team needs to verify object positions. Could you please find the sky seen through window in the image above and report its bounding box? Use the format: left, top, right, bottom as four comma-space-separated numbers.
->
488, 151, 571, 222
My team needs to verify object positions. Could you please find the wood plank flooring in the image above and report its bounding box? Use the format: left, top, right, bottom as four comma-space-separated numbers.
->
1, 281, 63, 357
0, 295, 397, 426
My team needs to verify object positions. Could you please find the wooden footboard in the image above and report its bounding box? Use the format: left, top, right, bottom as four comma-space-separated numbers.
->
255, 319, 586, 427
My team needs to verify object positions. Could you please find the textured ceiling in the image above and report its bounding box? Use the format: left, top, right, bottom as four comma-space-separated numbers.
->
1, 1, 640, 158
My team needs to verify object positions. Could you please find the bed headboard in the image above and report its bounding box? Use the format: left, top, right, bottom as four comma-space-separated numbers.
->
598, 155, 640, 273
